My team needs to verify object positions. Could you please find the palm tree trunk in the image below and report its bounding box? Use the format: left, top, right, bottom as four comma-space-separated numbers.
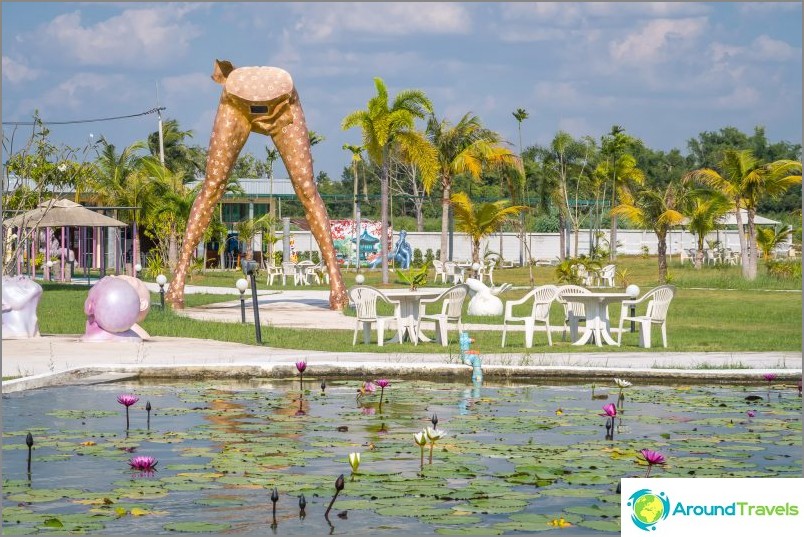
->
695, 236, 704, 269
746, 208, 758, 280
168, 224, 178, 272
558, 211, 566, 262
734, 206, 749, 277
657, 229, 668, 283
440, 176, 451, 263
380, 154, 390, 284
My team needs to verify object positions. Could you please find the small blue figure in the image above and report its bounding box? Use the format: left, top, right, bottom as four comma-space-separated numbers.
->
368, 229, 413, 269
459, 331, 483, 383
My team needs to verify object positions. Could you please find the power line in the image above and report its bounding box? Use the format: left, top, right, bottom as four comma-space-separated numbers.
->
2, 107, 166, 126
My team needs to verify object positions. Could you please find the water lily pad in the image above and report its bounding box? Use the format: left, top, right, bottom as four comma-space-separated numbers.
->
163, 521, 231, 532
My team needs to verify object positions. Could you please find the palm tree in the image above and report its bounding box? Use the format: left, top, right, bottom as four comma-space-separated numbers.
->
342, 78, 438, 283
512, 108, 529, 265
685, 149, 801, 279
611, 181, 687, 283
756, 225, 792, 261
450, 191, 528, 267
598, 126, 643, 261
88, 138, 147, 272
424, 113, 518, 264
682, 190, 732, 269
343, 144, 364, 270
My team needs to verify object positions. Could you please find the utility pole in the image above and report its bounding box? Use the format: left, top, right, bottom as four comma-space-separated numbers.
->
156, 83, 165, 166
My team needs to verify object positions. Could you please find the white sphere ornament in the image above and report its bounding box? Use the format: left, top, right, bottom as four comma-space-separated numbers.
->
626, 284, 640, 298
156, 274, 168, 286
472, 262, 481, 271
236, 278, 249, 292
355, 274, 365, 285
134, 263, 142, 272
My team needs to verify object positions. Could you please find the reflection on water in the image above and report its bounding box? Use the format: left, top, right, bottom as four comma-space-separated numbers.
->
2, 379, 801, 535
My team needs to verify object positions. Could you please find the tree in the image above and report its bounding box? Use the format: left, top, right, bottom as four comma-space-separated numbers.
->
685, 149, 801, 279
598, 126, 643, 260
450, 191, 528, 266
424, 112, 518, 264
342, 78, 438, 283
88, 138, 148, 271
611, 181, 687, 283
512, 108, 529, 265
147, 118, 203, 183
756, 225, 792, 261
682, 190, 732, 269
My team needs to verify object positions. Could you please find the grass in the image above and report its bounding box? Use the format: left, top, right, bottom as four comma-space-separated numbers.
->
35, 271, 801, 353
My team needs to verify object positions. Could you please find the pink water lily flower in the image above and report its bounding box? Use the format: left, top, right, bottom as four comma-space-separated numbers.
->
638, 449, 666, 477
746, 410, 757, 418
128, 456, 158, 472
363, 381, 376, 394
599, 403, 617, 418
762, 373, 777, 382
375, 379, 390, 389
296, 361, 307, 374
117, 394, 139, 407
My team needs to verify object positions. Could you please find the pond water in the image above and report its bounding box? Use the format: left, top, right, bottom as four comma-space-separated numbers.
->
2, 378, 801, 535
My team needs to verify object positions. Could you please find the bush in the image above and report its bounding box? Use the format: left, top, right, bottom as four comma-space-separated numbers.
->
766, 260, 802, 280
412, 248, 423, 268
425, 249, 434, 267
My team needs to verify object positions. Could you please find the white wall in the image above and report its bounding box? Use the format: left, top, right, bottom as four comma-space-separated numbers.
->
279, 229, 745, 263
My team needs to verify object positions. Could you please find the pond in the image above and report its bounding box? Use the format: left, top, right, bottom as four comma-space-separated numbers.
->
2, 378, 801, 535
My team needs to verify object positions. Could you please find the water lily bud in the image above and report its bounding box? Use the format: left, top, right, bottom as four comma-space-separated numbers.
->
26, 432, 33, 448
299, 494, 306, 509
431, 414, 438, 428
335, 474, 345, 492
271, 487, 279, 503
146, 401, 151, 412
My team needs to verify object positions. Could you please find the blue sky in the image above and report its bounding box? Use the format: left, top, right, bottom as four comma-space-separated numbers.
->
2, 2, 801, 180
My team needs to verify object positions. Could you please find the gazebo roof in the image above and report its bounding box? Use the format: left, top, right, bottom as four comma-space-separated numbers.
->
3, 199, 127, 228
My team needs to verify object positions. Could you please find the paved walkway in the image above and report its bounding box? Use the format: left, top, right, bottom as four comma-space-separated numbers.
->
2, 285, 800, 393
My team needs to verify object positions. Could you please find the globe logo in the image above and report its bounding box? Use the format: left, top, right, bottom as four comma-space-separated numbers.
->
627, 489, 670, 531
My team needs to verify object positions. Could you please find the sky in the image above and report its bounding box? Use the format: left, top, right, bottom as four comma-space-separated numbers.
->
2, 2, 802, 181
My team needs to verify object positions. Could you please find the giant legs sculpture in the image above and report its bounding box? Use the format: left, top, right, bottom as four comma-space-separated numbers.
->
166, 60, 348, 310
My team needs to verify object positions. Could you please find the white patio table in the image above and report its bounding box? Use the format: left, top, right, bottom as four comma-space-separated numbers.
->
565, 292, 631, 347
382, 288, 443, 344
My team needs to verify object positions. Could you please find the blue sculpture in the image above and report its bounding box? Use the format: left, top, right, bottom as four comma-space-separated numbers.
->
369, 229, 413, 269
459, 331, 483, 383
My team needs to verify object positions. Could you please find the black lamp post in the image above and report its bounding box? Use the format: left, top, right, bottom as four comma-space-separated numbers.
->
241, 260, 262, 344
156, 274, 167, 309
236, 278, 248, 324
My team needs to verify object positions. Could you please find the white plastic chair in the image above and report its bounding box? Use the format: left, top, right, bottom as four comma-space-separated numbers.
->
281, 262, 299, 285
432, 260, 447, 283
617, 285, 676, 348
348, 286, 402, 347
556, 284, 592, 342
597, 264, 616, 288
501, 285, 558, 348
443, 261, 464, 284
265, 263, 283, 285
477, 260, 495, 286
417, 284, 469, 346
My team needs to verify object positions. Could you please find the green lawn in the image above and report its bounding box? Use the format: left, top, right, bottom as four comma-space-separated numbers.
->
35, 260, 801, 354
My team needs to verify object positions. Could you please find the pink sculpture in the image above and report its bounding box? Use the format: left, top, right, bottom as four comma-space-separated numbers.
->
81, 276, 142, 342
111, 275, 151, 339
2, 276, 43, 339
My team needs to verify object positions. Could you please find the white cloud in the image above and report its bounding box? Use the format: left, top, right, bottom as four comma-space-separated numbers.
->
748, 35, 799, 62
291, 3, 471, 41
2, 56, 41, 83
714, 86, 760, 109
35, 4, 203, 67
500, 2, 710, 25
161, 72, 215, 98
609, 17, 708, 64
17, 73, 142, 119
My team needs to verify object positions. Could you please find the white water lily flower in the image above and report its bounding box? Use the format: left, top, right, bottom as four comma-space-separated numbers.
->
425, 427, 446, 442
414, 431, 427, 446
348, 452, 360, 472
614, 378, 632, 389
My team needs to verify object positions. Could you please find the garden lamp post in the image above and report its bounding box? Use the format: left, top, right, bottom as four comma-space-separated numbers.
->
236, 278, 248, 324
156, 274, 167, 309
626, 284, 640, 333
134, 263, 142, 279
355, 274, 365, 285
241, 260, 263, 344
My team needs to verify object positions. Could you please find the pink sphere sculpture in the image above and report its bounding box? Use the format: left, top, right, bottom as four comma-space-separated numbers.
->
82, 276, 142, 342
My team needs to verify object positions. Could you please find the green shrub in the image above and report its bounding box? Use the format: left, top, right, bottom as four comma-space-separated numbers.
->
766, 260, 802, 280
412, 248, 423, 267
425, 249, 434, 267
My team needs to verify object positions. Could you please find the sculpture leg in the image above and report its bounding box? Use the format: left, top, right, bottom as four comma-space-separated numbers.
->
271, 91, 347, 310
166, 98, 251, 308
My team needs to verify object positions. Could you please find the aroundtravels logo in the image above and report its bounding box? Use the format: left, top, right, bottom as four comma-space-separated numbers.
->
627, 489, 671, 531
